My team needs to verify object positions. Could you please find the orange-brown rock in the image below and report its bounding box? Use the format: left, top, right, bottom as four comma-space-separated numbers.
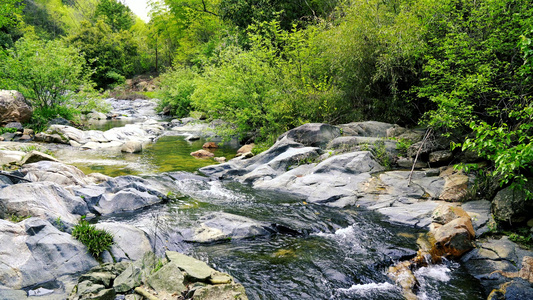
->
237, 144, 254, 154
0, 90, 33, 124
432, 204, 471, 225
430, 216, 475, 258
191, 150, 215, 158
202, 142, 218, 149
439, 166, 469, 201
387, 261, 418, 300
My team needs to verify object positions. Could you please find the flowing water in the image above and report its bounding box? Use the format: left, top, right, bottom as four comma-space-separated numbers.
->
58, 118, 486, 299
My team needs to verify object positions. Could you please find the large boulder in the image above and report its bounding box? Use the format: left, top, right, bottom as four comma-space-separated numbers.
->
0, 150, 25, 166
0, 218, 98, 290
337, 121, 394, 137
492, 181, 533, 223
95, 223, 152, 262
19, 150, 58, 165
71, 175, 167, 215
0, 90, 33, 124
20, 161, 94, 186
186, 212, 272, 243
462, 236, 533, 295
0, 182, 89, 227
430, 216, 475, 258
277, 123, 341, 149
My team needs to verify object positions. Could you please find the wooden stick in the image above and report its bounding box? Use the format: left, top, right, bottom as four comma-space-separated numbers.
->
134, 287, 161, 300
407, 128, 432, 187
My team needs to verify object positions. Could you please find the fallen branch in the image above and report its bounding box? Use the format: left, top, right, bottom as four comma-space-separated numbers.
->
134, 287, 161, 300
407, 128, 432, 187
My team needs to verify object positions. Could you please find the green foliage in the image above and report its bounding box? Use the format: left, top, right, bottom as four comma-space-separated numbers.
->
27, 106, 75, 132
506, 227, 533, 249
8, 214, 30, 223
67, 20, 139, 88
18, 145, 54, 156
156, 67, 197, 117
94, 0, 135, 32
220, 0, 339, 30
315, 0, 428, 125
395, 138, 413, 156
0, 33, 95, 109
417, 0, 533, 197
72, 218, 114, 258
0, 127, 17, 134
0, 0, 24, 29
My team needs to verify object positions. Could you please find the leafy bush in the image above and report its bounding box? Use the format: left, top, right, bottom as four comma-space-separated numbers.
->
417, 0, 533, 197
156, 67, 198, 117
0, 33, 93, 109
0, 127, 17, 134
72, 218, 114, 258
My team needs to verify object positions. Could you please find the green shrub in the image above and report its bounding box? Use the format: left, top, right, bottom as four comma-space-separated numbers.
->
72, 218, 114, 258
0, 33, 93, 109
0, 127, 17, 134
156, 67, 197, 117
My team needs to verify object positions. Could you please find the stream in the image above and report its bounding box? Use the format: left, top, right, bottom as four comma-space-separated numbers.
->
51, 107, 486, 299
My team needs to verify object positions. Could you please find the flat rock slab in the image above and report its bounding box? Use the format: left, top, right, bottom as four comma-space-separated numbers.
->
165, 251, 215, 281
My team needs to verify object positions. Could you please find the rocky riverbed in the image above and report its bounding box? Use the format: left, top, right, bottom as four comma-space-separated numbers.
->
1, 93, 532, 299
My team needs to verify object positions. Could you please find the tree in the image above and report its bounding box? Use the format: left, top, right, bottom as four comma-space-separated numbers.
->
0, 33, 91, 109
417, 0, 533, 196
68, 20, 139, 88
0, 0, 24, 29
94, 0, 135, 32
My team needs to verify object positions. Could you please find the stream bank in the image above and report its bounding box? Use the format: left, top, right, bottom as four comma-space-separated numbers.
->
1, 97, 532, 299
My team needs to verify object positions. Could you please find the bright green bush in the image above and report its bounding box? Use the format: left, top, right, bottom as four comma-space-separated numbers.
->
0, 33, 94, 109
72, 219, 114, 258
156, 67, 198, 117
417, 0, 533, 197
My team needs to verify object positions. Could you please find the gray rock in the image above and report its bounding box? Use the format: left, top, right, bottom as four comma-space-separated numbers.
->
70, 175, 167, 216
146, 262, 187, 295
337, 121, 394, 137
20, 161, 92, 186
19, 151, 58, 165
376, 200, 441, 228
120, 141, 143, 153
0, 182, 89, 227
0, 90, 33, 124
49, 117, 71, 126
165, 251, 215, 281
0, 289, 28, 300
254, 151, 382, 206
492, 182, 533, 223
429, 150, 453, 164
5, 122, 23, 131
94, 188, 162, 216
114, 252, 158, 293
407, 137, 449, 158
0, 150, 25, 165
488, 279, 533, 300
462, 236, 533, 294
186, 212, 272, 243
0, 218, 98, 290
0, 174, 13, 185
327, 136, 397, 153
193, 283, 248, 300
461, 200, 494, 237
396, 157, 427, 169
277, 123, 341, 149
95, 223, 152, 262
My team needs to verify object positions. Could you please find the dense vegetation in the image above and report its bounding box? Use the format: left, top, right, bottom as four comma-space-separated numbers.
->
0, 0, 531, 198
